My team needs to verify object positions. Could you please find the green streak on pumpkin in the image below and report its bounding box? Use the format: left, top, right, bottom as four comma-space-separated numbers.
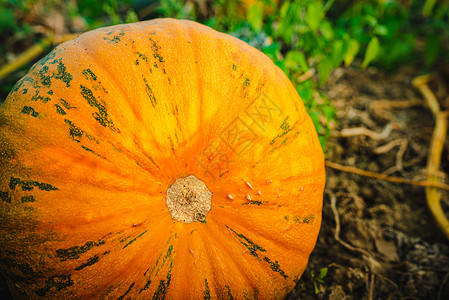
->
21, 195, 35, 203
9, 177, 58, 192
149, 38, 164, 63
21, 106, 39, 117
241, 200, 264, 206
38, 65, 52, 87
292, 214, 317, 224
64, 119, 98, 143
226, 226, 266, 259
31, 90, 51, 103
82, 69, 97, 81
140, 240, 174, 294
135, 52, 149, 63
35, 59, 73, 88
81, 145, 105, 159
54, 104, 66, 115
74, 250, 110, 271
34, 48, 58, 68
0, 191, 11, 203
55, 239, 106, 261
143, 78, 157, 107
122, 230, 148, 249
270, 116, 293, 145
59, 99, 75, 109
242, 78, 250, 90
302, 214, 315, 224
10, 76, 33, 93
263, 257, 288, 279
103, 32, 125, 43
145, 155, 159, 168
117, 282, 135, 300
152, 255, 174, 300
80, 85, 120, 133
35, 274, 74, 297
225, 285, 234, 300
204, 279, 211, 300
54, 61, 73, 87
154, 52, 164, 63
74, 254, 99, 271
151, 260, 173, 300
119, 235, 131, 243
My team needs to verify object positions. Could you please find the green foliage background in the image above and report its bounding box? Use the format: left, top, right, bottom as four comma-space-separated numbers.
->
1, 0, 448, 149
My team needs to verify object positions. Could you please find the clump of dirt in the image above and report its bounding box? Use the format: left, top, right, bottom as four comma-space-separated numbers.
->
290, 66, 449, 299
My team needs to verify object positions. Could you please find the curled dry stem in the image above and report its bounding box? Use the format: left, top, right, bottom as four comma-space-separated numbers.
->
329, 193, 373, 259
325, 161, 449, 191
412, 74, 449, 240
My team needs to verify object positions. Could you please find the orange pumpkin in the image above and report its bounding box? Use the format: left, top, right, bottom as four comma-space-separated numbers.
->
0, 18, 325, 299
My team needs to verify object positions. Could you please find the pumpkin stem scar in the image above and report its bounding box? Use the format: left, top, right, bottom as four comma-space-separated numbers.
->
166, 175, 212, 224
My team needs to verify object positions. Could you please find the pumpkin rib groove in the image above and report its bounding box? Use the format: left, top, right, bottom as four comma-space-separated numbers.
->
93, 218, 174, 298
103, 140, 167, 184
215, 218, 278, 288
188, 27, 206, 156
225, 235, 286, 298
196, 220, 253, 298
202, 219, 266, 298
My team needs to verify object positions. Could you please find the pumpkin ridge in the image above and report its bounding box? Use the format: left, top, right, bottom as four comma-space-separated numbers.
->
201, 220, 263, 296
201, 221, 259, 298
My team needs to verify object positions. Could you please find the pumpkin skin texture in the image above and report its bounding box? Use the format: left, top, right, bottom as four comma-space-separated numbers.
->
0, 18, 325, 299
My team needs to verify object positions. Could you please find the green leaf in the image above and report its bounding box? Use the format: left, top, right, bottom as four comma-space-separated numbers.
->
313, 281, 319, 294
262, 43, 280, 60
319, 20, 334, 40
297, 81, 314, 106
317, 57, 332, 86
374, 24, 388, 36
285, 50, 308, 72
125, 10, 139, 23
363, 15, 378, 27
331, 40, 345, 67
361, 37, 380, 69
318, 267, 328, 279
247, 3, 263, 32
279, 1, 302, 43
306, 1, 324, 33
423, 0, 437, 16
344, 39, 360, 66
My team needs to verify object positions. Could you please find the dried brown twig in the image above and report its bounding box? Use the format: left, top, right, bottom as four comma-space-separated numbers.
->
412, 74, 449, 240
329, 193, 373, 259
326, 161, 449, 191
